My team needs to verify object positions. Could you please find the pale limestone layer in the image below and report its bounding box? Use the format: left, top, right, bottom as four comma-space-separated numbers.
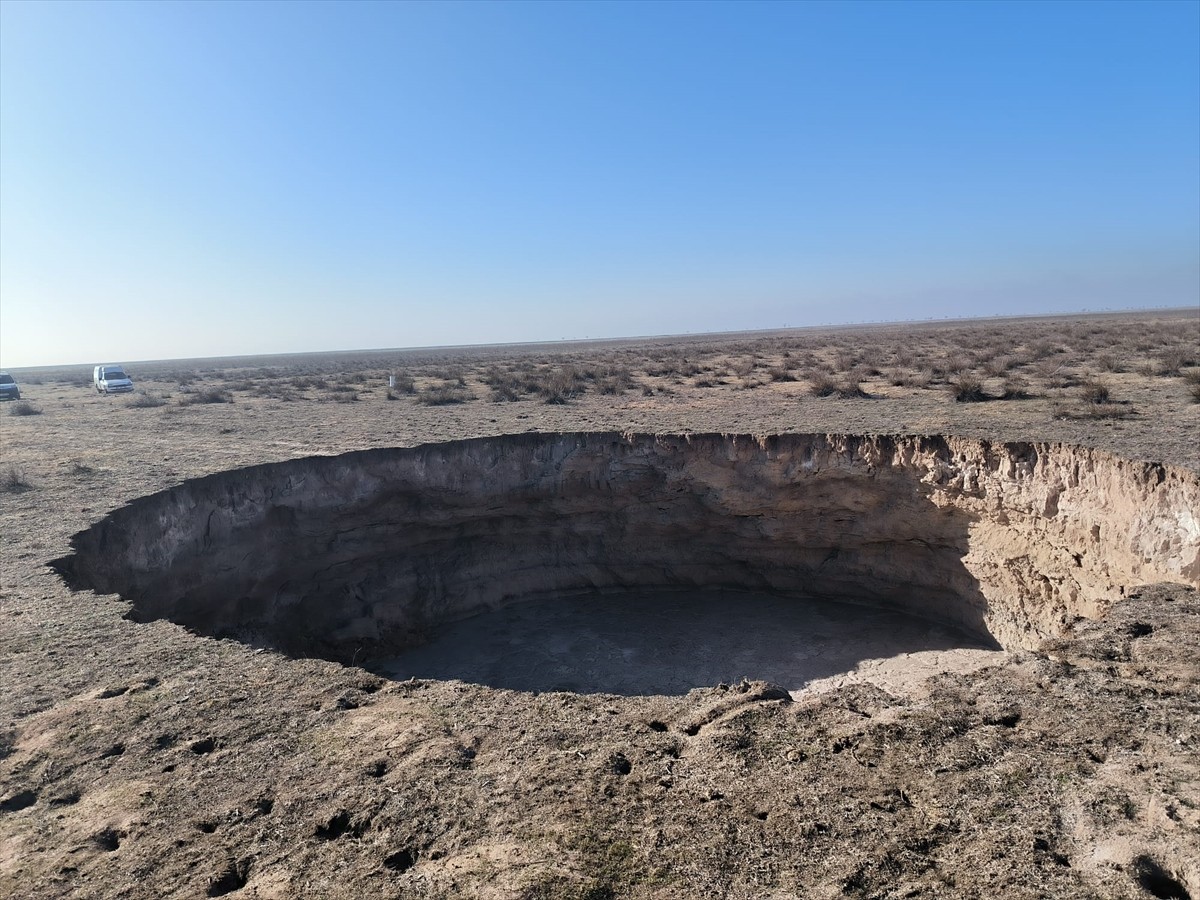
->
54, 433, 1200, 659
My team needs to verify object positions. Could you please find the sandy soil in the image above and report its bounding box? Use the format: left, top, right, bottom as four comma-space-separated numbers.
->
1, 310, 1198, 899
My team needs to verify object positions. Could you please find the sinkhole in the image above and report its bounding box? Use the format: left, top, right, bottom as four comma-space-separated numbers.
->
51, 433, 1200, 696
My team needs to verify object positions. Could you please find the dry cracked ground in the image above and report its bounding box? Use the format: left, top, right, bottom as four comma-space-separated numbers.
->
2, 310, 1199, 899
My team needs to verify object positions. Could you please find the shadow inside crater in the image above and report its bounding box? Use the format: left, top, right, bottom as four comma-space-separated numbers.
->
373, 588, 1000, 696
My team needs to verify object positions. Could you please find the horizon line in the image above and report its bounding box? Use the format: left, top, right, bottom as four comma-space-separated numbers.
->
4, 305, 1196, 373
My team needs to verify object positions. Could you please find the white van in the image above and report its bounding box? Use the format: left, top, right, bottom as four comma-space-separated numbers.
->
94, 364, 134, 394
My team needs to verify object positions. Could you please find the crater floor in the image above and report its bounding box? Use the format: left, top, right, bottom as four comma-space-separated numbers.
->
377, 589, 1005, 696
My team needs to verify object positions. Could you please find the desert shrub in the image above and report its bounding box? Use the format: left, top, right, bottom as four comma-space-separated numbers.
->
596, 375, 631, 394
890, 369, 930, 389
1191, 383, 1200, 404
482, 368, 530, 398
831, 349, 858, 372
488, 383, 523, 403
1156, 348, 1195, 376
837, 379, 870, 398
809, 371, 869, 398
390, 374, 416, 394
999, 377, 1033, 400
427, 367, 467, 386
126, 393, 167, 408
1028, 340, 1058, 360
1053, 401, 1133, 420
949, 376, 988, 403
727, 358, 756, 378
536, 367, 587, 404
807, 371, 838, 397
178, 389, 232, 405
417, 384, 470, 406
858, 346, 887, 370
1093, 353, 1123, 373
595, 367, 635, 395
940, 355, 970, 377
1034, 358, 1075, 387
8, 401, 40, 416
1079, 378, 1111, 405
254, 384, 299, 401
648, 355, 700, 376
2, 466, 32, 492
541, 385, 571, 405
767, 366, 797, 383
981, 356, 1016, 378
325, 390, 359, 402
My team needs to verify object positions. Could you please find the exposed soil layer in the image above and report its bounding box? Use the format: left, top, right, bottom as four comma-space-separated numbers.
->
53, 433, 1200, 670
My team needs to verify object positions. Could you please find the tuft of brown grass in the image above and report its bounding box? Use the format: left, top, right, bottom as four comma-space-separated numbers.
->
807, 371, 838, 397
488, 384, 523, 403
808, 370, 870, 398
417, 384, 470, 406
389, 374, 416, 394
126, 393, 167, 408
949, 376, 988, 403
1079, 378, 1112, 405
178, 389, 233, 405
1155, 348, 1196, 377
8, 401, 41, 417
1000, 377, 1033, 400
1054, 402, 1134, 420
2, 466, 33, 492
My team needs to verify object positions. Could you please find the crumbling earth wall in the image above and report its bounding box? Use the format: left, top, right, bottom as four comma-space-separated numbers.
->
53, 433, 1200, 660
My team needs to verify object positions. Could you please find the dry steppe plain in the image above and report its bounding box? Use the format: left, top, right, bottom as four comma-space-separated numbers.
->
2, 310, 1199, 899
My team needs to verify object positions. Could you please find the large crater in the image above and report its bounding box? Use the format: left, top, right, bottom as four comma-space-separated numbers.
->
52, 433, 1200, 693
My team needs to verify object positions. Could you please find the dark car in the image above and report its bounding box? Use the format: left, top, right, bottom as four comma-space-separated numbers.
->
0, 372, 20, 401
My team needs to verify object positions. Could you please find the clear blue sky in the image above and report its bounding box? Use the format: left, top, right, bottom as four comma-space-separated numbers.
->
2, 0, 1197, 367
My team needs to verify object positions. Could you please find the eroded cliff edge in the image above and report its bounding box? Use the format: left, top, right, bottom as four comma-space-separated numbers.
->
52, 433, 1200, 660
